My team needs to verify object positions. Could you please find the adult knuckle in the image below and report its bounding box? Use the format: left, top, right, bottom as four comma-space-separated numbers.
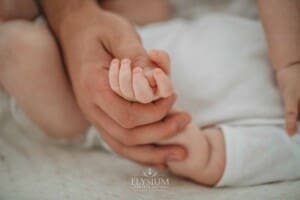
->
118, 112, 136, 129
166, 121, 178, 135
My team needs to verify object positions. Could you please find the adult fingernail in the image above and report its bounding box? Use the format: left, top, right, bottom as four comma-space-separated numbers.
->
167, 153, 185, 162
178, 115, 191, 130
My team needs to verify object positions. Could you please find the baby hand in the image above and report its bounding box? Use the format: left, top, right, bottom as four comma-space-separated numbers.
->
108, 49, 173, 103
276, 63, 300, 135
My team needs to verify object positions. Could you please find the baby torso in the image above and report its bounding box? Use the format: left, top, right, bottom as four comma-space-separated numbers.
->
138, 14, 284, 127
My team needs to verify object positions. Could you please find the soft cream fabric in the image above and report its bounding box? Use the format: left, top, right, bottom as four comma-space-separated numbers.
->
1, 93, 300, 199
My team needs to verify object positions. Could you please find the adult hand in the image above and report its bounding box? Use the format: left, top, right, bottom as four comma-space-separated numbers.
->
41, 0, 190, 165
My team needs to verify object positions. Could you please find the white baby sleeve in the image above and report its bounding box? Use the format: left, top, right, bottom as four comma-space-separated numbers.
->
216, 124, 300, 187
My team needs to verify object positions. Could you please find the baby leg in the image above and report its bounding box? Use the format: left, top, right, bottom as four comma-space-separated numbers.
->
158, 123, 226, 186
0, 21, 89, 138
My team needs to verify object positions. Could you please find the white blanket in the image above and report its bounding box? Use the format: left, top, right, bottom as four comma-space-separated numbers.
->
1, 93, 300, 199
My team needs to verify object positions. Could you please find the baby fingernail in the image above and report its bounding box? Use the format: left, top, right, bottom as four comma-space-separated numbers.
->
112, 59, 119, 64
133, 67, 142, 73
154, 68, 163, 75
122, 58, 131, 64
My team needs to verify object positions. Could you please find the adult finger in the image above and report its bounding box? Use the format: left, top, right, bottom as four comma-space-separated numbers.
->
97, 124, 187, 165
91, 104, 191, 146
95, 87, 177, 128
125, 112, 191, 145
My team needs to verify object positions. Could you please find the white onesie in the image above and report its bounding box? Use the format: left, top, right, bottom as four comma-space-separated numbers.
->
135, 14, 300, 187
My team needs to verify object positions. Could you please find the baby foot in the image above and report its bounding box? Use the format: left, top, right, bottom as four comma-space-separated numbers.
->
109, 49, 173, 103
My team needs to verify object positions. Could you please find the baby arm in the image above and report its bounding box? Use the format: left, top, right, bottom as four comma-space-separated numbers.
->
257, 0, 300, 135
108, 50, 225, 186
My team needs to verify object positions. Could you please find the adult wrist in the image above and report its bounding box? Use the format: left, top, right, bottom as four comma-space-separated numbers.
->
40, 0, 100, 38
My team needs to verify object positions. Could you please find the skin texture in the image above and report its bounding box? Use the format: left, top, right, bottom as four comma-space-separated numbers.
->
109, 50, 173, 103
0, 0, 299, 183
108, 50, 225, 186
257, 0, 300, 135
99, 0, 172, 25
0, 0, 190, 166
41, 0, 191, 166
0, 0, 39, 21
0, 20, 89, 138
161, 126, 225, 186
